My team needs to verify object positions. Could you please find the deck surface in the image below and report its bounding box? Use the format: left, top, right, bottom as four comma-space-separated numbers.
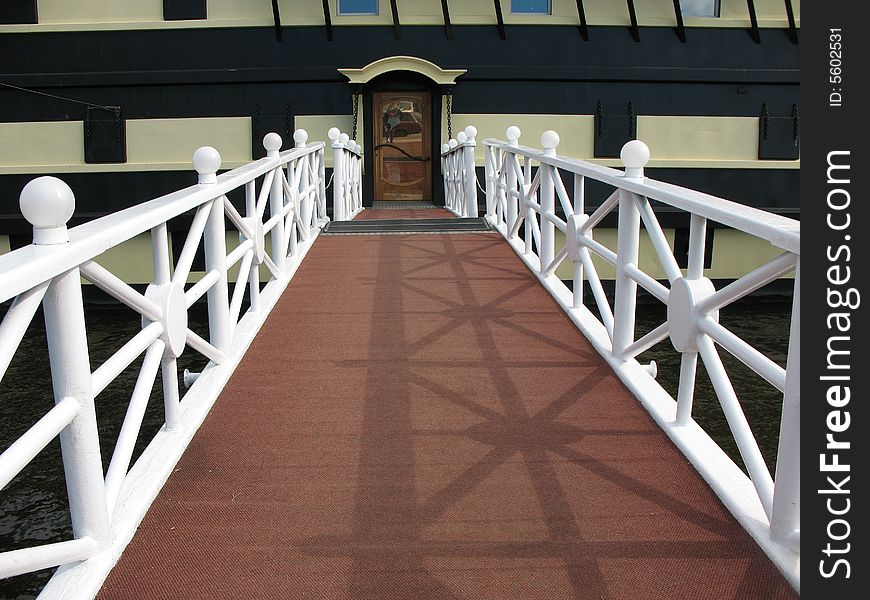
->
355, 207, 454, 220
97, 225, 796, 599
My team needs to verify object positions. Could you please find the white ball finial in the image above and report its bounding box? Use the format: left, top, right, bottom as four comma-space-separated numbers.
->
506, 126, 521, 146
621, 140, 650, 178
456, 131, 467, 143
263, 132, 282, 156
193, 146, 221, 184
293, 129, 309, 147
448, 139, 458, 149
464, 125, 477, 141
441, 143, 450, 153
541, 130, 560, 155
20, 176, 75, 245
339, 133, 349, 144
327, 127, 341, 142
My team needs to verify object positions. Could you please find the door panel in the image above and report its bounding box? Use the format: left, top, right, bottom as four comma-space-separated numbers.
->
373, 91, 432, 201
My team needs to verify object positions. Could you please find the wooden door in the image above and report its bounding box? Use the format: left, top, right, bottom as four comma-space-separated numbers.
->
373, 91, 432, 201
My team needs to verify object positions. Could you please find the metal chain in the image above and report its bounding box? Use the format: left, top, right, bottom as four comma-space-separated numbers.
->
596, 101, 604, 137
446, 93, 453, 140
792, 103, 800, 142
351, 93, 359, 141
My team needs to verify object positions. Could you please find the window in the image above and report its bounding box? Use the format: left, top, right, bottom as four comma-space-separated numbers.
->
511, 0, 551, 15
680, 0, 720, 17
338, 0, 379, 15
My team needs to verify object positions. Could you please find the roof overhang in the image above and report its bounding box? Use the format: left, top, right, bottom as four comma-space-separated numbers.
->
338, 56, 466, 86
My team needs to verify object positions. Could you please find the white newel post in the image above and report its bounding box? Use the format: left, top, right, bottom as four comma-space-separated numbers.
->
463, 126, 478, 217
329, 128, 345, 222
523, 155, 533, 256
318, 144, 328, 222
150, 221, 182, 429
572, 173, 585, 309
295, 129, 311, 236
539, 131, 559, 275
675, 213, 707, 425
441, 144, 450, 212
352, 142, 361, 215
506, 127, 520, 236
264, 133, 286, 273
338, 133, 350, 225
484, 144, 495, 218
244, 180, 261, 312
612, 140, 649, 360
19, 177, 110, 547
456, 132, 468, 215
194, 147, 231, 354
447, 139, 465, 216
770, 260, 800, 550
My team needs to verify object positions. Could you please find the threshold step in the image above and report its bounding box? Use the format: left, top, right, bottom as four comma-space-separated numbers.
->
323, 217, 492, 235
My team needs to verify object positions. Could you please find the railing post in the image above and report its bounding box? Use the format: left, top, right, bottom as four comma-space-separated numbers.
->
484, 143, 494, 218
447, 139, 459, 214
194, 146, 231, 353
295, 129, 311, 235
506, 126, 520, 235
19, 177, 110, 547
456, 132, 468, 216
770, 260, 800, 551
338, 133, 351, 223
675, 213, 706, 425
612, 140, 649, 359
150, 221, 182, 429
441, 143, 450, 211
318, 143, 328, 223
539, 131, 559, 275
352, 141, 362, 215
463, 126, 479, 217
572, 173, 585, 309
264, 133, 286, 273
523, 155, 533, 255
329, 128, 345, 222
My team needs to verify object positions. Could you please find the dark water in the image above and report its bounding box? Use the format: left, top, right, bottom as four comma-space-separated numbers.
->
633, 298, 792, 473
0, 304, 210, 600
0, 298, 792, 599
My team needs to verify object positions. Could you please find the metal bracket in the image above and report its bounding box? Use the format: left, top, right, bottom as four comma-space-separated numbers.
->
784, 0, 798, 44
390, 0, 401, 41
746, 0, 761, 44
575, 0, 589, 41
493, 0, 506, 40
441, 0, 454, 40
270, 0, 283, 42
626, 0, 640, 42
322, 0, 334, 41
672, 0, 687, 43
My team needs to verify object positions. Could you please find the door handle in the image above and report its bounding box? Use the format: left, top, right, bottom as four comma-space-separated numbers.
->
374, 144, 431, 161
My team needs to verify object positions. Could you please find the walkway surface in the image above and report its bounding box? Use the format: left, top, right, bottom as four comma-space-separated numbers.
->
97, 216, 796, 599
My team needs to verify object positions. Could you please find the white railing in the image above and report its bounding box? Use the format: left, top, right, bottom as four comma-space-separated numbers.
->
448, 126, 800, 590
441, 126, 479, 217
328, 127, 364, 221
0, 129, 331, 595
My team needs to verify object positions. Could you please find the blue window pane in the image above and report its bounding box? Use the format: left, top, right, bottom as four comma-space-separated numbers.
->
511, 0, 551, 14
339, 0, 378, 15
680, 0, 720, 17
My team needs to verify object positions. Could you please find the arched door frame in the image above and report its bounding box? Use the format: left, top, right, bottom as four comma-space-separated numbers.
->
339, 57, 466, 206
